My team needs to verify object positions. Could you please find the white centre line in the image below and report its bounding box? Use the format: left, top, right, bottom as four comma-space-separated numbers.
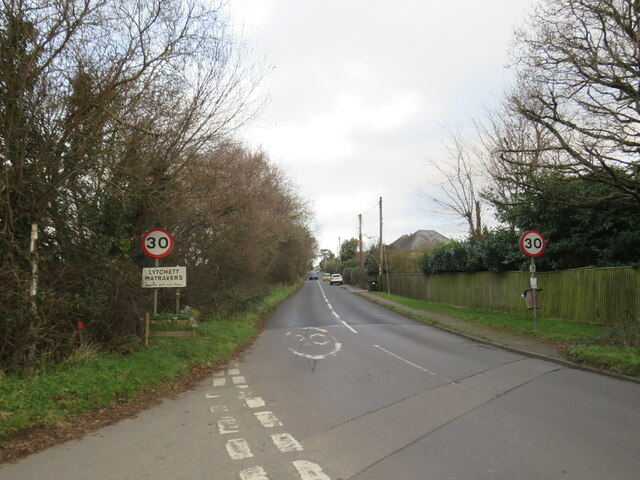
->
374, 344, 436, 376
226, 438, 253, 460
340, 320, 358, 334
292, 460, 331, 480
240, 466, 270, 480
317, 279, 358, 334
271, 433, 303, 452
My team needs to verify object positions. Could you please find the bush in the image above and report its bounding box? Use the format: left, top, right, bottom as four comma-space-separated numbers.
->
342, 266, 369, 289
418, 228, 523, 275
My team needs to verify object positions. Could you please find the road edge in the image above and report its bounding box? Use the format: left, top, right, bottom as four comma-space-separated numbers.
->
348, 287, 640, 385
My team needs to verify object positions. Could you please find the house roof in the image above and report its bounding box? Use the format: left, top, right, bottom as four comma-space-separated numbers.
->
390, 230, 449, 251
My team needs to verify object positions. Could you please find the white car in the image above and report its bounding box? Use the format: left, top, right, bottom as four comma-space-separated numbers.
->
329, 273, 343, 286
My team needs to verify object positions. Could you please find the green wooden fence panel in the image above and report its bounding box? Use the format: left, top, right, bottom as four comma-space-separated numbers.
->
380, 266, 640, 326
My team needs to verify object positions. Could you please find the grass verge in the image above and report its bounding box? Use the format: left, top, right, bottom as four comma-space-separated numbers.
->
372, 292, 640, 377
0, 284, 296, 446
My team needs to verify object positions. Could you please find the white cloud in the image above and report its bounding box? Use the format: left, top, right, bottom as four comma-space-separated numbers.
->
230, 0, 534, 253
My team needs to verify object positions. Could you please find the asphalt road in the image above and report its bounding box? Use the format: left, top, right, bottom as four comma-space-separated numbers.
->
2, 280, 639, 479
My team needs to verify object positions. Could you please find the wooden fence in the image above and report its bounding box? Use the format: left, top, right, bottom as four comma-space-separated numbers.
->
379, 266, 640, 326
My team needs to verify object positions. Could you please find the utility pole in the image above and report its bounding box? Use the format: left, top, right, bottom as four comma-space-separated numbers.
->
378, 197, 383, 276
337, 237, 341, 264
358, 214, 364, 268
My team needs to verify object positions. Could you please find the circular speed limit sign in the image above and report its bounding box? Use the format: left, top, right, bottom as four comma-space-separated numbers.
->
141, 228, 174, 258
519, 230, 546, 257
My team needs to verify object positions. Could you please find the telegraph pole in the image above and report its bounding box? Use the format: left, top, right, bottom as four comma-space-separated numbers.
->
358, 214, 364, 268
378, 197, 383, 276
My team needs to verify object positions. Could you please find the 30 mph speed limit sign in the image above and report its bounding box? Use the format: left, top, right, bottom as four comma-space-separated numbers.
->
142, 228, 174, 258
520, 230, 546, 257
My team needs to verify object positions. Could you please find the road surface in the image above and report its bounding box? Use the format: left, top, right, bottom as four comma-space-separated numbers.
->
1, 280, 639, 479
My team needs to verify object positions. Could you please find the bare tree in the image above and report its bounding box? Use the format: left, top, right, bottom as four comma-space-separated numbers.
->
422, 130, 485, 240
492, 0, 640, 206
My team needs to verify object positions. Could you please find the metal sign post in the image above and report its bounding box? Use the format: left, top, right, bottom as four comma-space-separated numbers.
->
530, 257, 539, 331
153, 258, 159, 315
141, 228, 175, 316
520, 230, 546, 332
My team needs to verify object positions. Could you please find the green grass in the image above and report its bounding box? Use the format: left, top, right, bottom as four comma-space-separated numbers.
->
569, 345, 640, 377
373, 292, 640, 377
0, 284, 297, 444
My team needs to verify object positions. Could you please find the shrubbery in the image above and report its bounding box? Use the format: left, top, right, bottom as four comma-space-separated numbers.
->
418, 228, 523, 275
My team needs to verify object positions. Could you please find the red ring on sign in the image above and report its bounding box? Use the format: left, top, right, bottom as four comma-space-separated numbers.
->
519, 230, 546, 257
141, 228, 174, 258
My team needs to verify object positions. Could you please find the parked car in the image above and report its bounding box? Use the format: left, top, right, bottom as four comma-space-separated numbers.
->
330, 273, 343, 286
323, 273, 331, 281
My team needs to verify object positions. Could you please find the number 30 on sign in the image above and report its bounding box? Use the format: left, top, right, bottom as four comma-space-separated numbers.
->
519, 230, 546, 257
142, 228, 174, 258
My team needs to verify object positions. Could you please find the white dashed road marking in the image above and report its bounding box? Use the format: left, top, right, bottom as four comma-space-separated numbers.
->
226, 438, 253, 460
246, 397, 266, 409
239, 465, 270, 480
340, 320, 358, 334
209, 365, 332, 479
254, 411, 283, 428
292, 460, 331, 480
209, 405, 229, 414
271, 433, 303, 452
316, 279, 358, 333
218, 416, 240, 434
374, 344, 437, 375
232, 375, 247, 385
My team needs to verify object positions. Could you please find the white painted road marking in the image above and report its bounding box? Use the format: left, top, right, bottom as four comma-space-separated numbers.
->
316, 279, 358, 333
206, 359, 332, 479
226, 438, 253, 460
286, 328, 342, 360
271, 433, 303, 452
209, 405, 229, 414
255, 411, 283, 428
232, 375, 247, 385
292, 460, 331, 480
246, 397, 266, 409
340, 320, 358, 334
374, 344, 436, 375
218, 416, 240, 434
240, 466, 269, 480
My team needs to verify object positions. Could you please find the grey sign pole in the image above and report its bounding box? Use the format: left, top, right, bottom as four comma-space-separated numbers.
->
530, 257, 538, 331
153, 257, 159, 316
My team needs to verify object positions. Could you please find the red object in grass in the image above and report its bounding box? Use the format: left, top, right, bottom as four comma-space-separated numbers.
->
78, 321, 84, 329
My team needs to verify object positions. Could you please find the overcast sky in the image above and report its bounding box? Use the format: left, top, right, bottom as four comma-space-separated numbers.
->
229, 0, 534, 255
